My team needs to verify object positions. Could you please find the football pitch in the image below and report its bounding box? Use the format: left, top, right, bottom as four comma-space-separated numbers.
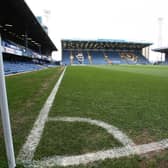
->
1, 65, 168, 167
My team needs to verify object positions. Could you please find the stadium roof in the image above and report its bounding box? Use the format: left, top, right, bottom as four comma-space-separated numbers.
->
62, 39, 152, 50
153, 47, 168, 53
0, 0, 57, 55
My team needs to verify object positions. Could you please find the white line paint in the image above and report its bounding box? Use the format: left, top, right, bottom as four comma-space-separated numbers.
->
31, 146, 134, 167
29, 138, 168, 167
31, 117, 166, 167
20, 116, 168, 167
17, 67, 66, 162
48, 117, 135, 147
28, 139, 168, 168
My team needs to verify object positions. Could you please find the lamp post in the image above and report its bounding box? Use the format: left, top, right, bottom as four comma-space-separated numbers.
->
0, 33, 16, 168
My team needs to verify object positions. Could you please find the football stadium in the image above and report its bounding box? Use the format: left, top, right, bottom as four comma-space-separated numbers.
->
1, 0, 168, 168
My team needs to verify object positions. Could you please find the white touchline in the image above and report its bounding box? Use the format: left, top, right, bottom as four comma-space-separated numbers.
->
19, 115, 168, 167
17, 67, 66, 163
30, 138, 168, 167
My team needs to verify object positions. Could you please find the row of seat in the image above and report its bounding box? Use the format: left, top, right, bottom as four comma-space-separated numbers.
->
62, 51, 149, 65
3, 61, 44, 75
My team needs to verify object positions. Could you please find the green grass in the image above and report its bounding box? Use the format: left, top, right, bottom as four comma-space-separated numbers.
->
34, 65, 168, 167
94, 64, 168, 77
49, 66, 168, 143
35, 121, 122, 160
0, 67, 63, 167
1, 65, 168, 167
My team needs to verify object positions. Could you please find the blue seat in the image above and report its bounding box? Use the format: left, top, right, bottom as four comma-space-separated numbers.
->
4, 61, 44, 75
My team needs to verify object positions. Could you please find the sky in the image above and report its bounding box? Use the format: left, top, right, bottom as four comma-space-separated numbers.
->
25, 0, 168, 61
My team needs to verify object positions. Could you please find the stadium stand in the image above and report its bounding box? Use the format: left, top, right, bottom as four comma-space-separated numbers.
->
120, 53, 137, 64
87, 52, 93, 64
0, 0, 57, 75
4, 61, 43, 75
3, 53, 44, 75
153, 47, 168, 64
107, 51, 121, 64
90, 51, 106, 64
61, 39, 151, 65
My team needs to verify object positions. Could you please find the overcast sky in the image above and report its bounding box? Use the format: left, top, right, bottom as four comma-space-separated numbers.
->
26, 0, 168, 61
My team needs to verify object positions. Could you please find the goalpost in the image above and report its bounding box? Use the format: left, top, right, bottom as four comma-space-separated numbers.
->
0, 33, 16, 167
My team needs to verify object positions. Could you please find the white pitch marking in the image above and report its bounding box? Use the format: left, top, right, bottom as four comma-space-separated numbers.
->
17, 67, 66, 162
21, 117, 168, 167
48, 117, 135, 147
29, 138, 168, 167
